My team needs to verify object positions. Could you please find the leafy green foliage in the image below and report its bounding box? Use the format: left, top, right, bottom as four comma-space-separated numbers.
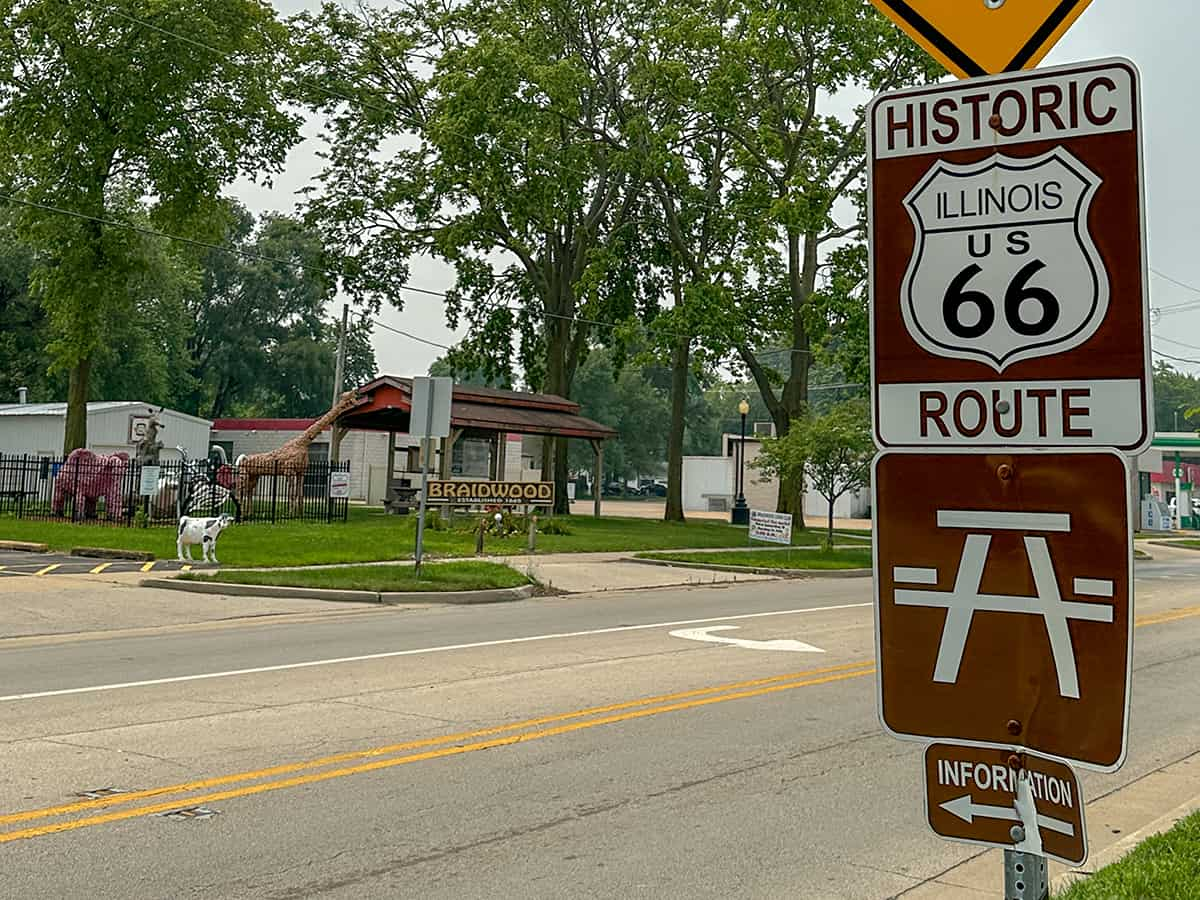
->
754, 399, 872, 545
1154, 362, 1200, 432
566, 348, 671, 484
183, 203, 377, 418
0, 0, 303, 446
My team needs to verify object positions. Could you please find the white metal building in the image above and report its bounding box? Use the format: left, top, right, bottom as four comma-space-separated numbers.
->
0, 402, 212, 460
683, 432, 871, 519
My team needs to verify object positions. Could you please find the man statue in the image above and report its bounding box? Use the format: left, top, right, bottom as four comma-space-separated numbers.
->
136, 407, 165, 467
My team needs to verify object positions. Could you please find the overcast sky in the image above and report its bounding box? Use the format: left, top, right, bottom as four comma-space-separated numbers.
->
231, 0, 1200, 382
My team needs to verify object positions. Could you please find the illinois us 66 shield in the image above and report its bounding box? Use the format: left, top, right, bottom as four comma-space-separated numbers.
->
867, 59, 1151, 452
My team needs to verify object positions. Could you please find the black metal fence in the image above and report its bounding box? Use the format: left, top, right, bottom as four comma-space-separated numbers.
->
0, 454, 350, 526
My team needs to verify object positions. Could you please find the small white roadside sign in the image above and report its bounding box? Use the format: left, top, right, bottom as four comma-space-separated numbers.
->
139, 466, 161, 497
329, 470, 351, 499
749, 509, 793, 545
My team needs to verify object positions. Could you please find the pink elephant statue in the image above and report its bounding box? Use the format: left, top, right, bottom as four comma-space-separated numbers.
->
52, 449, 130, 520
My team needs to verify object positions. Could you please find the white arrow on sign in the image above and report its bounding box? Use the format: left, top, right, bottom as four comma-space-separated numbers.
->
940, 794, 1074, 837
668, 625, 824, 653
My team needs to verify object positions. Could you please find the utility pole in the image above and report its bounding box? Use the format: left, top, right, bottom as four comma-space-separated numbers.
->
329, 303, 349, 465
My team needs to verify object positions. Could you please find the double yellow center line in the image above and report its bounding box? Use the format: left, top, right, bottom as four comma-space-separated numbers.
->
0, 661, 876, 844
4, 602, 1198, 845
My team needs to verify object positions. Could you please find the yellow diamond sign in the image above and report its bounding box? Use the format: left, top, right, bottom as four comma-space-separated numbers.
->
870, 0, 1095, 79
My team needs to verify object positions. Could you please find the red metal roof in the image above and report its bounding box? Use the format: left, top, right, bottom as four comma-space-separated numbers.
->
342, 375, 616, 440
212, 418, 322, 432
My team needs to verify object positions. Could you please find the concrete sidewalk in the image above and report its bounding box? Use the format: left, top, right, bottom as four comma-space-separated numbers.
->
493, 551, 778, 594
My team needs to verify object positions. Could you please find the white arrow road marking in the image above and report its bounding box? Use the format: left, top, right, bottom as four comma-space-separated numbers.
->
939, 794, 1074, 836
668, 625, 824, 653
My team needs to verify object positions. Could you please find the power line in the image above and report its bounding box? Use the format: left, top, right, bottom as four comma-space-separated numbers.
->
0, 191, 450, 299
100, 0, 746, 220
106, 6, 414, 122
1154, 349, 1200, 366
372, 319, 452, 350
1153, 334, 1200, 353
1152, 267, 1200, 300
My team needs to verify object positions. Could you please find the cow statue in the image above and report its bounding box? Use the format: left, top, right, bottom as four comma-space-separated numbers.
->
52, 449, 130, 520
177, 514, 235, 564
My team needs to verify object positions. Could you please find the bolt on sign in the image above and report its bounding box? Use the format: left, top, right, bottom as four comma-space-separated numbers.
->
425, 481, 554, 504
869, 0, 1096, 80
924, 743, 1086, 867
868, 59, 1151, 452
873, 450, 1132, 771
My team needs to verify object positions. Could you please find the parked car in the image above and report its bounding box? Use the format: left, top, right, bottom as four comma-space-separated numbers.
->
602, 481, 628, 497
639, 482, 667, 497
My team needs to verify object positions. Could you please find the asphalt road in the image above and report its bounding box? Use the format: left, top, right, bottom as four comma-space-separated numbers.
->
0, 550, 203, 577
1, 558, 1198, 898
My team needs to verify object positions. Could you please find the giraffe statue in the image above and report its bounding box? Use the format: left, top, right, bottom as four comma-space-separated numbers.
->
234, 390, 361, 516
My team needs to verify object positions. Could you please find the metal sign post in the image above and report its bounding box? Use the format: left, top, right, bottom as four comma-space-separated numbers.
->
866, 22, 1149, 896
411, 377, 453, 577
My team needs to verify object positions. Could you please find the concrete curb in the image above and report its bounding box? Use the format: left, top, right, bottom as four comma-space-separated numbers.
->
1148, 540, 1200, 551
139, 578, 535, 605
72, 547, 155, 562
0, 540, 48, 552
624, 557, 872, 579
1053, 790, 1200, 893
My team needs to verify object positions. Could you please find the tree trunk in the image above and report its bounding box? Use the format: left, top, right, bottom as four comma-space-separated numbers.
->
544, 310, 572, 516
827, 498, 835, 550
772, 227, 816, 520
553, 438, 569, 516
778, 464, 805, 519
63, 357, 91, 455
664, 337, 688, 522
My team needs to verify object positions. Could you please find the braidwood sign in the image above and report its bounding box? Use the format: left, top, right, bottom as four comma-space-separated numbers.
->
868, 59, 1151, 452
425, 481, 554, 504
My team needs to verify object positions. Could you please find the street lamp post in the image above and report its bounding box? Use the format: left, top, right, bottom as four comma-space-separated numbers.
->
731, 398, 750, 525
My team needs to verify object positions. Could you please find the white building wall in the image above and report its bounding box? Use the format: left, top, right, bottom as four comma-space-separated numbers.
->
683, 457, 734, 511
0, 404, 212, 459
803, 484, 871, 521
0, 417, 61, 456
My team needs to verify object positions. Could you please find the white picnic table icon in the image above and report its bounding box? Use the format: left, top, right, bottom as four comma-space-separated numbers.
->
892, 511, 1115, 699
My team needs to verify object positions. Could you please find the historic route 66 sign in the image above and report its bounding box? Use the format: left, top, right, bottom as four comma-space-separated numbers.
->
869, 59, 1151, 451
901, 148, 1108, 371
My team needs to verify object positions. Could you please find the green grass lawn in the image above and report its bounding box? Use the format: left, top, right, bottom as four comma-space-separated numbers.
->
1158, 539, 1200, 550
1057, 809, 1200, 899
180, 561, 530, 593
636, 548, 872, 570
0, 507, 859, 568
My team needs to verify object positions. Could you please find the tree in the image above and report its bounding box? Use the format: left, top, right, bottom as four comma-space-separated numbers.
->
754, 400, 872, 547
182, 205, 376, 418
0, 0, 301, 451
1153, 362, 1200, 433
0, 214, 46, 402
293, 0, 651, 513
567, 348, 670, 489
428, 356, 513, 390
694, 0, 937, 514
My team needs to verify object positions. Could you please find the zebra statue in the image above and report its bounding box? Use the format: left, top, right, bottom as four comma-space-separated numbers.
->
177, 446, 241, 521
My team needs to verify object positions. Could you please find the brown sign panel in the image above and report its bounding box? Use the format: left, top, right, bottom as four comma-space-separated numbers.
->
874, 450, 1132, 771
925, 743, 1087, 867
426, 480, 554, 504
868, 59, 1151, 452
